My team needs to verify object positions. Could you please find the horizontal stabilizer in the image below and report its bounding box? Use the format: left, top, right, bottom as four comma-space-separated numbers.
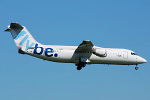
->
5, 28, 10, 32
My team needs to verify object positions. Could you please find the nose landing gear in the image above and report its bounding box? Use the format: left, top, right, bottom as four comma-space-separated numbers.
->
135, 65, 138, 70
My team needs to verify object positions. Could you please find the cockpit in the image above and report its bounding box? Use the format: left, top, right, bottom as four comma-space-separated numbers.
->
131, 52, 137, 55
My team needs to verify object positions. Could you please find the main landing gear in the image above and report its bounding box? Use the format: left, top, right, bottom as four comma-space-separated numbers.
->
76, 62, 86, 70
77, 66, 82, 70
135, 64, 138, 70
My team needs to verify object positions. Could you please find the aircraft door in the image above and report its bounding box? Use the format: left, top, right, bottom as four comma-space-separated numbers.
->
123, 51, 128, 59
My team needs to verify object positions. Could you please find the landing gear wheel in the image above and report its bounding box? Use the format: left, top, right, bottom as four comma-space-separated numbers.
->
135, 66, 138, 70
77, 66, 82, 70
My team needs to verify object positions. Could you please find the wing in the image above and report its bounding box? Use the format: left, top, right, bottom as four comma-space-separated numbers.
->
75, 40, 94, 52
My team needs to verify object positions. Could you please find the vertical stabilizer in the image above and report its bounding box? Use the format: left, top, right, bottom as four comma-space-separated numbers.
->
5, 23, 39, 51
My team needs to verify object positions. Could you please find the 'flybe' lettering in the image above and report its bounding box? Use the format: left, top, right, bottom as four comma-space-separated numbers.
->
15, 31, 26, 40
15, 31, 35, 51
34, 44, 58, 57
15, 31, 58, 57
26, 40, 35, 51
19, 35, 29, 45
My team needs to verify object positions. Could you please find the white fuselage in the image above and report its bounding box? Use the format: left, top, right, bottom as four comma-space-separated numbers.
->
6, 23, 147, 70
25, 44, 146, 65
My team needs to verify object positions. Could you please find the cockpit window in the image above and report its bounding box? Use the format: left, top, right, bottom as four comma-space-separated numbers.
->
131, 52, 137, 55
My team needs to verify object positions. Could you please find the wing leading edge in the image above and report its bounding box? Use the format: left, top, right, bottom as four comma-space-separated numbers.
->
75, 40, 94, 52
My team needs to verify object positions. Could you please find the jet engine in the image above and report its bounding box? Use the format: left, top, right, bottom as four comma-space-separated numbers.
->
93, 48, 107, 57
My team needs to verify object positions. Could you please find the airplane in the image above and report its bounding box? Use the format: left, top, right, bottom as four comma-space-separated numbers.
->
5, 23, 147, 70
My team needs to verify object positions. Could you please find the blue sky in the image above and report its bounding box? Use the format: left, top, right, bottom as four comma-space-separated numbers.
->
0, 0, 150, 100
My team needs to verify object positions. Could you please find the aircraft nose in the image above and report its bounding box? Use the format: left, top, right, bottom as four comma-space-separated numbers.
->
137, 57, 147, 64
142, 58, 147, 63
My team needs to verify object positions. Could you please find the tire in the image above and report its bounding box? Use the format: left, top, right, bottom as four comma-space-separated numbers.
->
77, 66, 82, 70
135, 67, 138, 70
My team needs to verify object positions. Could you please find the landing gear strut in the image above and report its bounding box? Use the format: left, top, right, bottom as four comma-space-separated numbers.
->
135, 65, 138, 70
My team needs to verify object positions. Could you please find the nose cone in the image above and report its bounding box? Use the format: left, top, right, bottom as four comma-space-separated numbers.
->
142, 58, 147, 63
137, 57, 147, 64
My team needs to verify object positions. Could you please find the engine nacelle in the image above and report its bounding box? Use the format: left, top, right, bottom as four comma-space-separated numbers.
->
93, 49, 107, 57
